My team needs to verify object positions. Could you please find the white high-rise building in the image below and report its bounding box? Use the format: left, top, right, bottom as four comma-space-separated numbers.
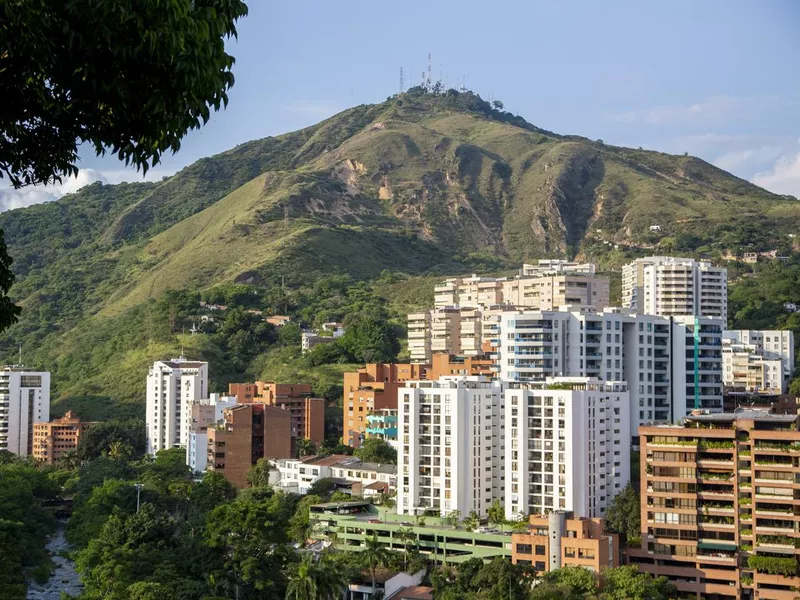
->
0, 367, 50, 456
498, 308, 724, 438
723, 330, 794, 390
146, 356, 208, 455
622, 256, 727, 321
397, 377, 504, 517
504, 378, 630, 520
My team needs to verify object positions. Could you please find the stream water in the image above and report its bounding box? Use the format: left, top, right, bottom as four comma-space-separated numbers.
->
27, 520, 83, 600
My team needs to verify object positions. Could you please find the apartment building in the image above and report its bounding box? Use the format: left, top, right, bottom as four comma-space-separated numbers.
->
343, 363, 428, 447
145, 357, 208, 455
723, 341, 784, 393
32, 411, 95, 465
672, 316, 725, 416
501, 273, 610, 312
365, 409, 398, 447
206, 403, 293, 487
504, 378, 631, 520
433, 262, 608, 312
630, 411, 800, 600
397, 377, 505, 518
724, 330, 795, 390
498, 308, 723, 438
429, 353, 493, 379
228, 381, 325, 446
186, 394, 238, 473
622, 256, 728, 321
0, 367, 50, 456
521, 260, 597, 277
511, 512, 620, 572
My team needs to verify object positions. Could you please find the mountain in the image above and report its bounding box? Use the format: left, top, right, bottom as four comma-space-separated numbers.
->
2, 87, 798, 414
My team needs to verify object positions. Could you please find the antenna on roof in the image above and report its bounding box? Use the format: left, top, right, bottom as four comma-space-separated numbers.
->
18, 343, 21, 367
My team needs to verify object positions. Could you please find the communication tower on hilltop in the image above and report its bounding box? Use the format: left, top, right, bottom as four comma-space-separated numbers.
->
399, 66, 404, 94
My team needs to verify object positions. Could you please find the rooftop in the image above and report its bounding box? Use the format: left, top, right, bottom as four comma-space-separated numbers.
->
687, 410, 798, 424
389, 586, 434, 600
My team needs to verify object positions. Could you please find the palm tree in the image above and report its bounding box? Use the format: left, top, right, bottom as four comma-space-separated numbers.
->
285, 555, 318, 600
108, 440, 131, 461
57, 450, 80, 470
285, 554, 347, 600
295, 438, 315, 458
362, 534, 390, 595
394, 527, 416, 570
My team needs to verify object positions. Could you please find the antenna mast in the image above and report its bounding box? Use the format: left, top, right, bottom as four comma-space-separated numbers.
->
427, 52, 432, 88
399, 66, 404, 94
18, 343, 21, 367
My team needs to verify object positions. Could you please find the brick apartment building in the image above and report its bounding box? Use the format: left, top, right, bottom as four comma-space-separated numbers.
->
511, 511, 619, 572
206, 403, 292, 487
228, 381, 325, 446
343, 355, 494, 447
629, 410, 800, 600
32, 411, 95, 465
343, 363, 428, 447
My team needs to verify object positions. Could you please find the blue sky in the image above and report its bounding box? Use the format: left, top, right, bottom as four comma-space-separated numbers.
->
3, 0, 799, 209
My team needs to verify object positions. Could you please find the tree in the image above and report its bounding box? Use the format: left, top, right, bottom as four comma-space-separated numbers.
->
1, 1, 248, 188
463, 510, 480, 531
0, 1, 249, 335
0, 232, 20, 331
789, 377, 800, 398
543, 566, 597, 596
394, 527, 416, 570
487, 499, 505, 526
296, 438, 316, 458
246, 458, 272, 488
599, 565, 676, 600
285, 553, 347, 600
362, 534, 390, 593
491, 100, 504, 110
445, 510, 461, 528
205, 491, 295, 598
604, 483, 641, 544
353, 438, 397, 464
76, 419, 146, 461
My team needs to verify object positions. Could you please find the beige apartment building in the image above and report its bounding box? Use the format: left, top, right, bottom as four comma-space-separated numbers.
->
410, 262, 610, 363
622, 256, 728, 321
723, 341, 784, 393
630, 411, 800, 600
433, 272, 609, 312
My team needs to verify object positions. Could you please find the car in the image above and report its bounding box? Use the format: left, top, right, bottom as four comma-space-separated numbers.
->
400, 521, 413, 526
368, 518, 382, 523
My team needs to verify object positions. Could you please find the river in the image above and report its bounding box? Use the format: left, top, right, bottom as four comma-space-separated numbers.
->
27, 520, 83, 600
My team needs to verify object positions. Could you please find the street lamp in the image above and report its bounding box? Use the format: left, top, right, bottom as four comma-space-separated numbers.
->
134, 483, 143, 512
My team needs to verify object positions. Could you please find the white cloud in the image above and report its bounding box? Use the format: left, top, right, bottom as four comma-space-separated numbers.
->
614, 95, 796, 126
752, 152, 800, 197
0, 167, 172, 213
713, 146, 786, 172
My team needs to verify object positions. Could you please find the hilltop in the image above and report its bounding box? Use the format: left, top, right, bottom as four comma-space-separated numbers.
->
1, 87, 798, 414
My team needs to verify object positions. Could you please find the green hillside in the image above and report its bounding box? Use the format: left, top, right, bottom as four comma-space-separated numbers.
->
1, 87, 799, 416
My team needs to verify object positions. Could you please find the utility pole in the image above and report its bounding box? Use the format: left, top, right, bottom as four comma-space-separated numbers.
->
134, 483, 143, 512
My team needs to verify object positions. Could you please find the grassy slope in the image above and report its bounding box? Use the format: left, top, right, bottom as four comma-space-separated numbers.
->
3, 90, 800, 415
